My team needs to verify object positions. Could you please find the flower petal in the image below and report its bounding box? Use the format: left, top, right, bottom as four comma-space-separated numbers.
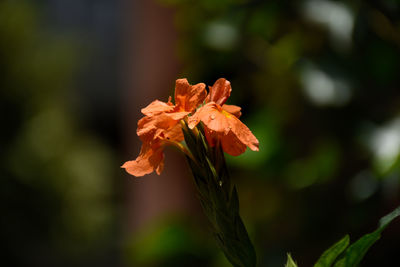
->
163, 111, 189, 121
188, 102, 230, 134
141, 99, 174, 116
137, 112, 186, 143
137, 116, 158, 143
203, 122, 249, 156
222, 104, 242, 118
221, 131, 247, 156
175, 78, 206, 113
189, 102, 259, 154
204, 128, 217, 147
206, 78, 232, 106
229, 115, 259, 152
121, 144, 164, 177
160, 122, 184, 141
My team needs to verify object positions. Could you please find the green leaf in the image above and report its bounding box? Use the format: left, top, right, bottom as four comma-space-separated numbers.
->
314, 235, 350, 267
184, 121, 257, 267
379, 206, 400, 228
285, 253, 298, 267
333, 231, 380, 267
229, 186, 240, 215
333, 205, 400, 267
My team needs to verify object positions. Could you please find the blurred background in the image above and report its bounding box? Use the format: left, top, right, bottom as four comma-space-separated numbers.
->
1, 0, 400, 266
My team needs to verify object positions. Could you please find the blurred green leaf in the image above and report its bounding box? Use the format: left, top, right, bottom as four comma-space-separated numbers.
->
333, 232, 380, 267
285, 253, 298, 267
247, 3, 278, 40
333, 205, 400, 267
314, 235, 349, 267
226, 109, 280, 170
379, 206, 400, 228
286, 141, 340, 189
125, 220, 208, 265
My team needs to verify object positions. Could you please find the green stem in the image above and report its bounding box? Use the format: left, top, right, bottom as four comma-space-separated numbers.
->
181, 121, 257, 267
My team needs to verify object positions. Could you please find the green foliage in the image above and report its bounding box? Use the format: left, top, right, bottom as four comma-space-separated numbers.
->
285, 253, 298, 267
288, 206, 400, 267
182, 122, 256, 267
163, 0, 400, 264
0, 0, 114, 263
312, 205, 400, 267
314, 235, 350, 267
124, 219, 215, 266
226, 109, 280, 170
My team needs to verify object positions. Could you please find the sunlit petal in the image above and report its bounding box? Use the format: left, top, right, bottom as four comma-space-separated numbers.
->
175, 78, 206, 112
122, 144, 164, 177
206, 78, 232, 106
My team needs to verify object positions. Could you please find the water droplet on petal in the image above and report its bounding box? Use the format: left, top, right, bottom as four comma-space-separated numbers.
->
210, 114, 216, 120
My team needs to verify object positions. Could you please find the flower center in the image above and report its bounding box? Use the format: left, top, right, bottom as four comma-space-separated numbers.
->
221, 109, 232, 118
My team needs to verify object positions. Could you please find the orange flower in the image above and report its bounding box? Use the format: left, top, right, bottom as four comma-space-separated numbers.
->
188, 78, 259, 156
122, 142, 165, 176
122, 79, 206, 177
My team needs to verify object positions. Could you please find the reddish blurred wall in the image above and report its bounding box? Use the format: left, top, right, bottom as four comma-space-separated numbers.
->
121, 0, 197, 234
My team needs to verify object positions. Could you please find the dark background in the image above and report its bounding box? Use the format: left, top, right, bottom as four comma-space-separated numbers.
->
1, 0, 399, 266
